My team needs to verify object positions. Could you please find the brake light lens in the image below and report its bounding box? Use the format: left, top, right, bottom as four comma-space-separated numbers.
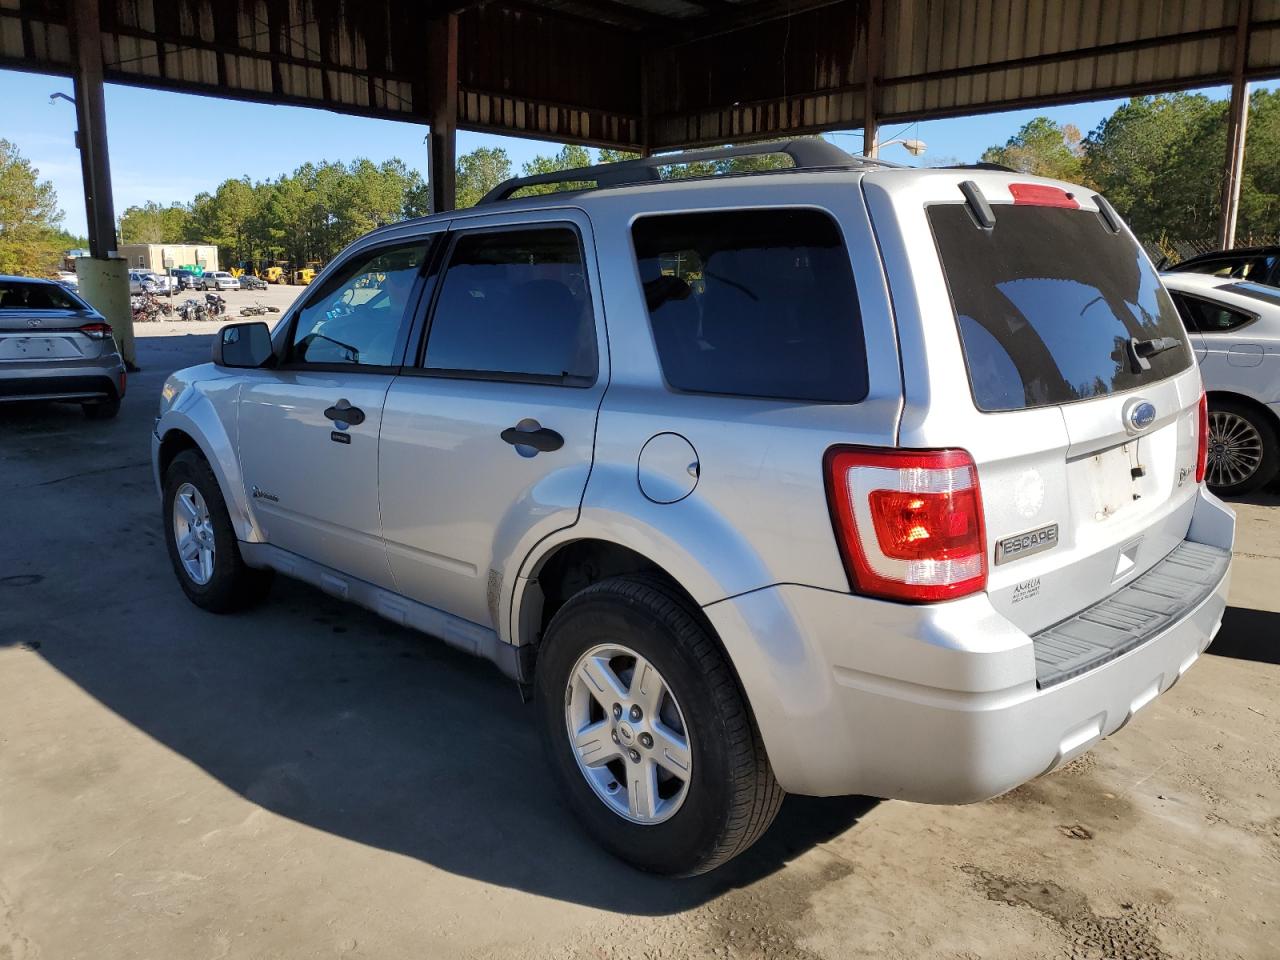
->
1195, 391, 1208, 484
78, 322, 114, 340
1008, 183, 1079, 208
825, 447, 987, 603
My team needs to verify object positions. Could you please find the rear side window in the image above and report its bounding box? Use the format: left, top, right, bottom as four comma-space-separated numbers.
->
1171, 293, 1255, 333
422, 227, 597, 385
929, 204, 1192, 412
631, 209, 868, 403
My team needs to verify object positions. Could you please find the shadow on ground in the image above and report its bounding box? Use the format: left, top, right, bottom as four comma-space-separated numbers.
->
0, 333, 877, 914
1210, 606, 1280, 666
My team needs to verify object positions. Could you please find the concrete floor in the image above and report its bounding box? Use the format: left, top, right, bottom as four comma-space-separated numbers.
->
1, 331, 1277, 960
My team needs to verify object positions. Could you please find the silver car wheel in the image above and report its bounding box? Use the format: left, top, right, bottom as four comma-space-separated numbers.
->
565, 643, 693, 825
173, 482, 216, 586
1207, 410, 1264, 489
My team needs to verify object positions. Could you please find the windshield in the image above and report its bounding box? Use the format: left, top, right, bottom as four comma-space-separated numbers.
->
0, 280, 86, 311
928, 203, 1193, 412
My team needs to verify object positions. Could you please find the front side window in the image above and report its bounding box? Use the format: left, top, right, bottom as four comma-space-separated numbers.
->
929, 203, 1192, 412
289, 242, 430, 367
1172, 293, 1255, 333
421, 227, 597, 384
631, 209, 868, 403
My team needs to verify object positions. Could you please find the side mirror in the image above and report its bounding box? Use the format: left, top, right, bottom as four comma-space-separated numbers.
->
212, 321, 274, 368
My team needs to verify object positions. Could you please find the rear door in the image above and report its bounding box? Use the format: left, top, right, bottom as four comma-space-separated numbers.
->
873, 175, 1203, 635
377, 210, 606, 628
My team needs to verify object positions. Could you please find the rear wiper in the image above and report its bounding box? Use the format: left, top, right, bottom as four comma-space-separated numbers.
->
1120, 336, 1181, 373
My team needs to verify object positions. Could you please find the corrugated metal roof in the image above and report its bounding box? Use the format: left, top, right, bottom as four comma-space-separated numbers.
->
2, 0, 1277, 149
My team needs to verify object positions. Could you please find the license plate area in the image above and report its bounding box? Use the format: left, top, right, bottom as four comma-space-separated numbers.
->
0, 336, 81, 360
1075, 440, 1142, 522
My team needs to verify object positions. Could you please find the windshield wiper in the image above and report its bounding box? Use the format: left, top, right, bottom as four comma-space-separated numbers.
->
1120, 335, 1181, 374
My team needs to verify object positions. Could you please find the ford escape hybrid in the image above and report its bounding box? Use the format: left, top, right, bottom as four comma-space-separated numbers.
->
153, 141, 1234, 875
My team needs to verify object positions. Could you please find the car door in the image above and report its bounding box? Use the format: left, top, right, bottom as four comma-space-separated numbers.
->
237, 236, 436, 587
378, 210, 607, 628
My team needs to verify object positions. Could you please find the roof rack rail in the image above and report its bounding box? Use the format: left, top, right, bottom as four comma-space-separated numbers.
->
476, 139, 896, 204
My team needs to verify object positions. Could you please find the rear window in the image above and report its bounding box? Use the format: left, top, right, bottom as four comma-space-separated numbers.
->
928, 203, 1192, 412
631, 209, 867, 403
0, 280, 83, 311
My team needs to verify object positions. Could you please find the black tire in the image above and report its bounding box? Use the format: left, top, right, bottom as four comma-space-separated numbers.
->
82, 397, 120, 420
1206, 398, 1280, 496
162, 449, 273, 612
535, 575, 783, 876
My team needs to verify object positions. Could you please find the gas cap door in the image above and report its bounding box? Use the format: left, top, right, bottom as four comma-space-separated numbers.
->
638, 433, 699, 504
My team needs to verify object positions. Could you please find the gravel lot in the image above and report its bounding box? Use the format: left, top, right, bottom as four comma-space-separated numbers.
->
1, 331, 1277, 960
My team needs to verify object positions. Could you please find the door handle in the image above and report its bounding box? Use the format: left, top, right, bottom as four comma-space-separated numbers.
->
324, 399, 366, 426
501, 421, 564, 453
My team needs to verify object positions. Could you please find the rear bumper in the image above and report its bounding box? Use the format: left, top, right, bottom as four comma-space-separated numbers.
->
0, 356, 125, 403
703, 487, 1234, 801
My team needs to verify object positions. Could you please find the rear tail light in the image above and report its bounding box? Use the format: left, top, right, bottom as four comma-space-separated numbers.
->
825, 447, 987, 603
1195, 391, 1209, 484
78, 322, 114, 341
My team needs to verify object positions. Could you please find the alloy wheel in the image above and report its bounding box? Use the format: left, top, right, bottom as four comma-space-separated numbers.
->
173, 482, 216, 585
564, 643, 693, 825
1207, 410, 1264, 489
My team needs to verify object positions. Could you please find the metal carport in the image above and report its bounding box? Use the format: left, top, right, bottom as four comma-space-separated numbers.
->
2, 0, 1278, 358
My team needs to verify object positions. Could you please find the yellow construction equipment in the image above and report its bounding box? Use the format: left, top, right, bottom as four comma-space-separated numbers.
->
292, 261, 322, 285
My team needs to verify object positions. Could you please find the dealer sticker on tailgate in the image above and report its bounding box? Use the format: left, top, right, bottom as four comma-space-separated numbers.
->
995, 523, 1059, 565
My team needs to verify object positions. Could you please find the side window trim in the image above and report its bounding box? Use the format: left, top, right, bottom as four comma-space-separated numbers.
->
407, 220, 599, 388
274, 235, 438, 374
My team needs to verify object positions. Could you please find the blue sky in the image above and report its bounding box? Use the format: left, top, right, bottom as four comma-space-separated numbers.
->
2, 66, 1274, 238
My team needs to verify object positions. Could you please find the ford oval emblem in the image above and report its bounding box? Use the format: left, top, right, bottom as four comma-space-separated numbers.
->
1128, 401, 1157, 431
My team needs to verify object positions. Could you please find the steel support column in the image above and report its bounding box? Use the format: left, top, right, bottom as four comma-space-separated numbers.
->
68, 0, 134, 367
427, 13, 459, 214
1218, 0, 1252, 250
862, 0, 881, 157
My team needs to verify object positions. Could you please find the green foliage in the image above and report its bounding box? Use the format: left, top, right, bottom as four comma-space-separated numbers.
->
0, 139, 66, 276
980, 117, 1084, 181
455, 147, 512, 208
1081, 93, 1223, 240
516, 145, 593, 197
120, 200, 191, 244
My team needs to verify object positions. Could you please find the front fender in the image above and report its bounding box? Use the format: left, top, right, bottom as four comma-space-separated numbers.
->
155, 377, 263, 543
500, 460, 776, 647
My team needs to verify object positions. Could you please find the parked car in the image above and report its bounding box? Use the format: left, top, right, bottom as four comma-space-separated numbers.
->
153, 143, 1234, 876
131, 270, 176, 296
204, 271, 241, 292
172, 269, 200, 291
1165, 245, 1280, 288
1, 274, 126, 419
239, 274, 268, 291
55, 270, 79, 291
1162, 270, 1280, 494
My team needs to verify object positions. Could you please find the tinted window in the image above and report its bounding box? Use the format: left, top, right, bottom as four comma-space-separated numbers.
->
928, 204, 1192, 412
0, 280, 84, 310
422, 228, 596, 384
1171, 293, 1255, 333
631, 209, 867, 403
289, 242, 429, 367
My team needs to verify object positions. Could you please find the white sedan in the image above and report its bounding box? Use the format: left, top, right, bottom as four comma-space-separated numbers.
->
1162, 270, 1280, 494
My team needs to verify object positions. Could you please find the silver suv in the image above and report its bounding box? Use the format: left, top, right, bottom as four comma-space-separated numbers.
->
153, 142, 1234, 875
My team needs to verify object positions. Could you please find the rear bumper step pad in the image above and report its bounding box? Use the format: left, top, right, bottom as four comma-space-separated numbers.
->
1032, 540, 1230, 689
